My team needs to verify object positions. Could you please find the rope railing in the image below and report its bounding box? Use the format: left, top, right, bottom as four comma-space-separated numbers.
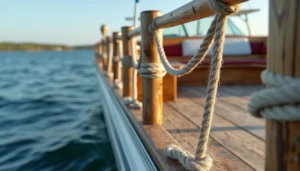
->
96, 0, 250, 170
146, 0, 241, 170
151, 0, 247, 30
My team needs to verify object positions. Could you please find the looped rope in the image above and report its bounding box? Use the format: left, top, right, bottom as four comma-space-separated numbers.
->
121, 56, 133, 68
208, 0, 241, 15
130, 39, 142, 69
113, 79, 123, 89
165, 145, 212, 171
248, 70, 300, 121
148, 1, 241, 170
138, 63, 167, 79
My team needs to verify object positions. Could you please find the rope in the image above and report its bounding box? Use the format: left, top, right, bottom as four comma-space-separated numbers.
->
121, 38, 143, 109
248, 70, 300, 121
149, 0, 241, 170
123, 59, 142, 109
138, 63, 166, 79
131, 68, 142, 109
113, 79, 123, 89
121, 55, 142, 108
129, 34, 166, 79
121, 56, 132, 68
130, 38, 141, 69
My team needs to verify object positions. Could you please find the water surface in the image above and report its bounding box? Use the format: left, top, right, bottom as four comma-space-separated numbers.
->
0, 51, 116, 171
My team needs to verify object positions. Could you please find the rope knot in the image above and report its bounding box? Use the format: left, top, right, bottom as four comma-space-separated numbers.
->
121, 56, 133, 67
208, 0, 241, 15
165, 144, 213, 171
149, 18, 158, 33
138, 63, 166, 79
248, 70, 300, 121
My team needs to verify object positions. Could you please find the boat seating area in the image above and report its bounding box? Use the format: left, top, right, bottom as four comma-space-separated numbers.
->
162, 36, 267, 85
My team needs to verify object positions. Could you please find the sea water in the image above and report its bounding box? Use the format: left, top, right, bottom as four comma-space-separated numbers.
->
0, 51, 116, 171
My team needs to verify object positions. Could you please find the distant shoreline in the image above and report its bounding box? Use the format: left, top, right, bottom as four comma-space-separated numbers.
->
0, 42, 93, 52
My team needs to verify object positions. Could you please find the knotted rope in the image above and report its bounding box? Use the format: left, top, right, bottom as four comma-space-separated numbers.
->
121, 56, 133, 68
248, 70, 300, 121
138, 63, 166, 79
149, 0, 241, 170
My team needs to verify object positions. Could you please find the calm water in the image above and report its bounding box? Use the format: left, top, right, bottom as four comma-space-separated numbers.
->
0, 51, 116, 171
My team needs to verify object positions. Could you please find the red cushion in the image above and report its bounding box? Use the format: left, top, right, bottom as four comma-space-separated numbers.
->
163, 44, 182, 57
250, 42, 264, 54
261, 45, 267, 55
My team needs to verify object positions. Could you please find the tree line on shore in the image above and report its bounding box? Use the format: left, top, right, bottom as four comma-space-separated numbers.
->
0, 42, 93, 51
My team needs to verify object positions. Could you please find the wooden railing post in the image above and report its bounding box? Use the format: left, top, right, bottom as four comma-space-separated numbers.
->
106, 36, 113, 78
94, 42, 102, 70
266, 0, 300, 170
121, 26, 135, 97
100, 25, 108, 71
141, 10, 163, 125
112, 32, 122, 87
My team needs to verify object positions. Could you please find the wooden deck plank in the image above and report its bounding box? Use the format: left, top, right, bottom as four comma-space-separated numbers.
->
167, 93, 265, 170
182, 86, 266, 141
162, 104, 254, 171
130, 110, 186, 171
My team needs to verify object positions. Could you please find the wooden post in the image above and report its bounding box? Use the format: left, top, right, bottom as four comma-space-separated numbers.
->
106, 36, 113, 77
122, 26, 135, 97
112, 32, 122, 87
101, 25, 109, 71
266, 0, 300, 170
141, 10, 163, 125
94, 42, 102, 69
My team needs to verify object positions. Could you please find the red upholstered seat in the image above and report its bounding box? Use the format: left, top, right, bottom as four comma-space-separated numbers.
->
163, 44, 182, 57
249, 41, 267, 55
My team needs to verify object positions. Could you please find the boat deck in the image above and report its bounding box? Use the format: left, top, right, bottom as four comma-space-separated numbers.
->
165, 85, 265, 170
124, 85, 265, 171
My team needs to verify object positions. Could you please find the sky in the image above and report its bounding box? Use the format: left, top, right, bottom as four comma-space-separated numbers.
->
0, 0, 269, 46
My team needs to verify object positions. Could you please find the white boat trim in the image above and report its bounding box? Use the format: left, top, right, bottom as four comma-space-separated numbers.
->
95, 67, 158, 171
